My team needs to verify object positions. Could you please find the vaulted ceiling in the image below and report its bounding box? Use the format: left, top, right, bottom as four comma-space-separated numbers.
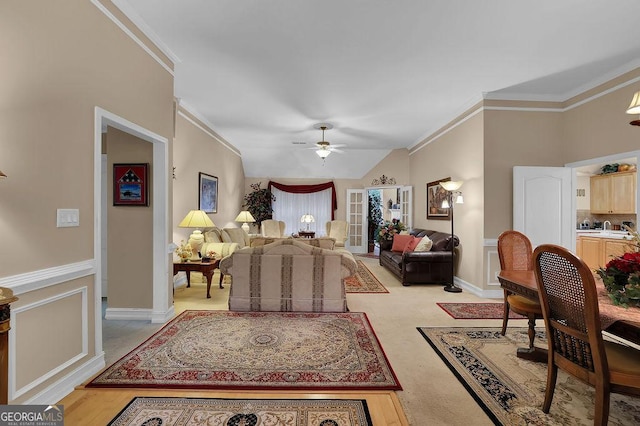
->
119, 0, 640, 179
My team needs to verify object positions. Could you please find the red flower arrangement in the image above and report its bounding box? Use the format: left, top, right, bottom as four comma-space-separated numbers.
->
597, 242, 640, 307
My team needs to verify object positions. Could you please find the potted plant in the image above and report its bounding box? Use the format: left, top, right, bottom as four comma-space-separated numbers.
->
243, 182, 276, 230
376, 219, 407, 251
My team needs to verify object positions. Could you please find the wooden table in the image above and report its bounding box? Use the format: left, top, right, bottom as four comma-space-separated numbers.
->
173, 259, 223, 298
298, 231, 315, 238
498, 270, 640, 352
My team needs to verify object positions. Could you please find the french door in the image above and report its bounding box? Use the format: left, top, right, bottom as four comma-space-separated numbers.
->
346, 186, 413, 253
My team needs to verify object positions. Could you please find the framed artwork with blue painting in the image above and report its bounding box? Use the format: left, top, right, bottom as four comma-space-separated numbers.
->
199, 172, 218, 213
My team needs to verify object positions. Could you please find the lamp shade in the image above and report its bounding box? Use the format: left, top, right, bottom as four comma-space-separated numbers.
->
178, 210, 215, 228
300, 214, 315, 223
440, 180, 463, 191
235, 211, 256, 223
627, 91, 640, 114
316, 149, 331, 159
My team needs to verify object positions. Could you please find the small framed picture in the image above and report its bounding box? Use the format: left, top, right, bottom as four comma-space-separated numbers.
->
113, 163, 149, 206
426, 178, 451, 220
199, 172, 218, 213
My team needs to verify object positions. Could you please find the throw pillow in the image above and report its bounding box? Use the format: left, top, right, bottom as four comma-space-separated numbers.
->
391, 234, 413, 252
404, 236, 421, 253
414, 235, 433, 252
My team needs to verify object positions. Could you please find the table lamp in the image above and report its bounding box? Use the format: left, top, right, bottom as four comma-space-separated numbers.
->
178, 210, 215, 260
300, 214, 315, 231
235, 210, 256, 233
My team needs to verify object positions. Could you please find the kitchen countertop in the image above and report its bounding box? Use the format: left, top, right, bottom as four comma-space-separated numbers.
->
576, 230, 632, 239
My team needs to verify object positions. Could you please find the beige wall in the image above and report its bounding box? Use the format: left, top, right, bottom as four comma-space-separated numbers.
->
409, 112, 485, 289
562, 78, 640, 164
1, 1, 174, 402
106, 127, 154, 309
173, 109, 245, 243
483, 109, 564, 237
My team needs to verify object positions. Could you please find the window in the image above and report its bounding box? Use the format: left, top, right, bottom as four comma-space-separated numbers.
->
272, 187, 332, 235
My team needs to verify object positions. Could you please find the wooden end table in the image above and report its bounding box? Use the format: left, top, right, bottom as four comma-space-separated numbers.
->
173, 259, 223, 298
298, 231, 315, 238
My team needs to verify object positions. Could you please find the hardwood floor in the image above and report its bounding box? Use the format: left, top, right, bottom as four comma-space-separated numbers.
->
59, 387, 409, 425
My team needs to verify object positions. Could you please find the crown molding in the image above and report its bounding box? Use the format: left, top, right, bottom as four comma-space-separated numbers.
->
110, 0, 181, 64
91, 0, 174, 76
177, 102, 242, 157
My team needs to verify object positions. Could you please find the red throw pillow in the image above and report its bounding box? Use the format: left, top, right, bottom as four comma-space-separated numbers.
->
391, 234, 413, 252
404, 236, 421, 253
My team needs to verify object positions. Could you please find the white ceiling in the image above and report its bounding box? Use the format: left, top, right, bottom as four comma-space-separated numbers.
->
118, 0, 640, 179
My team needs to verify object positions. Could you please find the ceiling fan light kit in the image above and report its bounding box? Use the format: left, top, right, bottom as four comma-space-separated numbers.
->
314, 123, 333, 160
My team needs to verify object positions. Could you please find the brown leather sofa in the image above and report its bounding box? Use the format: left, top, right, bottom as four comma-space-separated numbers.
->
379, 228, 459, 286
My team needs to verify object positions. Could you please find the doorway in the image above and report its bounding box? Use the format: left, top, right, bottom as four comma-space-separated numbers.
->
94, 107, 171, 358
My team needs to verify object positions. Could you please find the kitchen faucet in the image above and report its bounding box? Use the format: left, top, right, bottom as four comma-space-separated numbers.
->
604, 220, 611, 231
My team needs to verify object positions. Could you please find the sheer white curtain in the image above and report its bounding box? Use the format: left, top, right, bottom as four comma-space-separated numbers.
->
272, 187, 332, 235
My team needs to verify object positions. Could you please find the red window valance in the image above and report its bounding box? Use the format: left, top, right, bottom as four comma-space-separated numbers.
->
268, 181, 337, 220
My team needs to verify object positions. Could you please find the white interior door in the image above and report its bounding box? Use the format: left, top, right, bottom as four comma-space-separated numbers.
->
346, 189, 367, 253
513, 166, 573, 250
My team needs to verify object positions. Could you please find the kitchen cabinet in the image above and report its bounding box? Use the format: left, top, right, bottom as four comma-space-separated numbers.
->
590, 171, 636, 214
580, 237, 603, 270
577, 236, 635, 270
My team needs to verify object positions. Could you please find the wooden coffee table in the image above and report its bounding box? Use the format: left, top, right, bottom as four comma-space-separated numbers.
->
173, 259, 223, 298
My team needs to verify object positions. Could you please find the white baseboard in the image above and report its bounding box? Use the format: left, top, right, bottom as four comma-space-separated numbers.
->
105, 307, 154, 321
456, 277, 503, 299
24, 353, 105, 405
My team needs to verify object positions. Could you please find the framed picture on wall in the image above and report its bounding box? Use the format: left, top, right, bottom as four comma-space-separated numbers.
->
113, 163, 149, 206
199, 172, 218, 213
426, 178, 451, 220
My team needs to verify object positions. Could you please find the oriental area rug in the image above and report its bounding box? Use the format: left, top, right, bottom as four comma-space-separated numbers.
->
344, 260, 389, 293
436, 302, 525, 320
89, 310, 401, 391
417, 327, 640, 425
108, 397, 372, 426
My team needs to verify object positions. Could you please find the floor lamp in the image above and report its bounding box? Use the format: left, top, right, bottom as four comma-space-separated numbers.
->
440, 180, 463, 293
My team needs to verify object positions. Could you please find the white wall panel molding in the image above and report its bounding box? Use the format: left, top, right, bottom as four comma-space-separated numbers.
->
23, 355, 104, 406
0, 260, 94, 295
10, 287, 89, 400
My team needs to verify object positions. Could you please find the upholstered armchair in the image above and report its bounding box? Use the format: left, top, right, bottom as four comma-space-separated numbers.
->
326, 220, 349, 247
222, 227, 250, 249
261, 219, 286, 237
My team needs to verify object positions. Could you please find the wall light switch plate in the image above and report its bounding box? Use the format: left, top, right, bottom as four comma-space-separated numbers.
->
57, 209, 79, 227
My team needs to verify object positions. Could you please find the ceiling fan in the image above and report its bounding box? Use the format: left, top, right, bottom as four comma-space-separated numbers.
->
313, 123, 344, 159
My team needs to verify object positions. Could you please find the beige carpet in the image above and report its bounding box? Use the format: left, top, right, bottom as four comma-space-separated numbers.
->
418, 326, 640, 425
104, 258, 533, 425
108, 397, 372, 426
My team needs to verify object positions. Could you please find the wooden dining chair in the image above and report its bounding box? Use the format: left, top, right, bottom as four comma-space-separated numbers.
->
497, 230, 543, 354
533, 244, 640, 425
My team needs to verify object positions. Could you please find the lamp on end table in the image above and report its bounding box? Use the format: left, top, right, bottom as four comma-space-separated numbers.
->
178, 210, 215, 261
440, 180, 464, 293
235, 210, 256, 233
300, 214, 315, 231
